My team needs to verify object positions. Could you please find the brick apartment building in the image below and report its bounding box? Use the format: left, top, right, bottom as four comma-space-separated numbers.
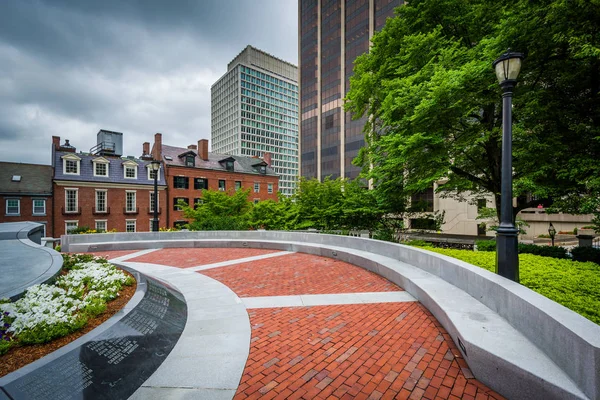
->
0, 162, 53, 236
52, 133, 168, 236
150, 133, 279, 227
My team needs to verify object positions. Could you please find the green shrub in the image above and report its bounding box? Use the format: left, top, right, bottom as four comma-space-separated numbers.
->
55, 245, 61, 252
373, 226, 397, 243
475, 240, 496, 252
517, 243, 569, 259
424, 248, 600, 325
570, 247, 600, 265
405, 239, 431, 247
0, 340, 12, 356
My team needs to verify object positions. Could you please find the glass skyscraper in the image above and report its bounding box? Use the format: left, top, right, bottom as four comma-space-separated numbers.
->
299, 0, 400, 181
211, 46, 299, 196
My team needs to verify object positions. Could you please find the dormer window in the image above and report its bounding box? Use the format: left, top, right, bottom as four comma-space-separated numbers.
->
219, 157, 236, 172
92, 156, 110, 177
122, 160, 138, 179
147, 164, 161, 180
61, 154, 81, 175
259, 165, 266, 174
186, 154, 195, 167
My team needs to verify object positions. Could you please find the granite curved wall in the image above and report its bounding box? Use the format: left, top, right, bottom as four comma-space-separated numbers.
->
0, 222, 63, 300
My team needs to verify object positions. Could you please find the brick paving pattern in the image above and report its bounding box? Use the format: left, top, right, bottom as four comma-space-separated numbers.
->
235, 303, 503, 400
127, 247, 281, 268
201, 253, 401, 297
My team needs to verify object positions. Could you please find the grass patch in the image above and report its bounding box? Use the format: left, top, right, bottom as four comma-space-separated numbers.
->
421, 247, 600, 325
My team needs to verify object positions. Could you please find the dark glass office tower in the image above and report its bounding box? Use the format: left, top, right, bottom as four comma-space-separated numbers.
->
299, 0, 400, 180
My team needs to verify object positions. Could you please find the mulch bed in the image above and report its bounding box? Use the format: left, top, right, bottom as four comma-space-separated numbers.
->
0, 270, 137, 378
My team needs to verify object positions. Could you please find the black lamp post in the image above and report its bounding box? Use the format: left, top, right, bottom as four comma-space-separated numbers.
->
151, 160, 161, 232
548, 222, 556, 247
492, 49, 524, 282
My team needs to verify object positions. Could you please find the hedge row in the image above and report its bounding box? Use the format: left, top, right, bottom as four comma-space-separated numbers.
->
475, 239, 600, 264
423, 248, 600, 325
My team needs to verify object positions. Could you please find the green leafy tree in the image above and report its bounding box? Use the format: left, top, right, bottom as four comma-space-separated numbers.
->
181, 189, 252, 230
345, 0, 600, 222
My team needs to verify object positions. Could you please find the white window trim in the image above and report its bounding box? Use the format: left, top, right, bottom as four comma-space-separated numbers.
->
254, 182, 260, 193
95, 220, 108, 232
146, 165, 161, 181
125, 190, 137, 212
61, 154, 81, 175
65, 220, 79, 234
267, 183, 273, 194
5, 198, 20, 215
95, 189, 108, 213
92, 157, 110, 177
32, 198, 46, 215
149, 191, 159, 213
125, 219, 137, 233
123, 160, 138, 179
65, 188, 79, 213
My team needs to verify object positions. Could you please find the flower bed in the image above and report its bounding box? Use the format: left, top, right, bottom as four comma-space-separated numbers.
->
0, 254, 134, 355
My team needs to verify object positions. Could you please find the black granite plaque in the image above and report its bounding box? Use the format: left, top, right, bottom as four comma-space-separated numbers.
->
0, 274, 187, 400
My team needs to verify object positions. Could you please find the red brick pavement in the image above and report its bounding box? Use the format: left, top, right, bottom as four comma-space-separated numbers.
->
126, 247, 281, 268
201, 253, 401, 297
235, 303, 503, 400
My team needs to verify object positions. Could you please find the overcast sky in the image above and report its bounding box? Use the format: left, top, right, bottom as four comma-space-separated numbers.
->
0, 0, 297, 165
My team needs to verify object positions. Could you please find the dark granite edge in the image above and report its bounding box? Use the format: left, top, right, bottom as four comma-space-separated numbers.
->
0, 267, 147, 385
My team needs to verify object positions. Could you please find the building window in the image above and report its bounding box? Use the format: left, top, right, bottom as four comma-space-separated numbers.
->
6, 199, 20, 215
259, 165, 266, 174
65, 189, 78, 213
410, 187, 434, 212
253, 199, 260, 204
267, 183, 273, 194
149, 219, 159, 231
235, 181, 242, 191
126, 191, 136, 212
193, 198, 202, 209
124, 165, 137, 179
477, 198, 487, 211
95, 190, 107, 213
225, 160, 234, 172
254, 183, 260, 193
186, 154, 195, 167
65, 221, 78, 233
174, 176, 189, 189
94, 162, 108, 177
148, 166, 160, 181
63, 159, 80, 175
194, 178, 208, 190
173, 197, 189, 211
149, 192, 159, 212
32, 199, 46, 215
126, 220, 136, 233
95, 220, 107, 233
218, 180, 226, 191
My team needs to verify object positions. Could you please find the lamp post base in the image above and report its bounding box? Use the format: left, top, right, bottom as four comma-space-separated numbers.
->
496, 225, 519, 282
152, 220, 159, 232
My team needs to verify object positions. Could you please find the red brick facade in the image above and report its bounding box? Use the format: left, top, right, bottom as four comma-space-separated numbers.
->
167, 165, 279, 225
0, 195, 54, 237
53, 183, 167, 236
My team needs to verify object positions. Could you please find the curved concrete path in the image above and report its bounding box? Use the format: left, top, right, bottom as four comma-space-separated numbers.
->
96, 248, 504, 400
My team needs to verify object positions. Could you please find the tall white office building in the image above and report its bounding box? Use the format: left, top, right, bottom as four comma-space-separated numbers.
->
211, 45, 299, 196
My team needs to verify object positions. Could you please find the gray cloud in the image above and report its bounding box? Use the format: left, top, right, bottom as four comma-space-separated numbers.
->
0, 0, 297, 165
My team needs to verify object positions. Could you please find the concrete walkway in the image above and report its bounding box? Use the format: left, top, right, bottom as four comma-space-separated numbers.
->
93, 248, 504, 400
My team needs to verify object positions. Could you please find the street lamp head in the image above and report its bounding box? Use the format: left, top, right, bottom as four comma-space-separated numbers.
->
548, 222, 556, 238
492, 49, 524, 85
150, 160, 161, 171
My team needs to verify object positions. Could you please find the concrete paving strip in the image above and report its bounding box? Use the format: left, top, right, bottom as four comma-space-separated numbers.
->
242, 291, 417, 309
188, 250, 295, 271
109, 248, 159, 263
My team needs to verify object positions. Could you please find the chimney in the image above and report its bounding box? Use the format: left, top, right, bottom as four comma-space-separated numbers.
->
143, 142, 150, 155
187, 144, 197, 150
263, 152, 272, 167
198, 139, 209, 161
52, 136, 61, 150
152, 133, 163, 161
